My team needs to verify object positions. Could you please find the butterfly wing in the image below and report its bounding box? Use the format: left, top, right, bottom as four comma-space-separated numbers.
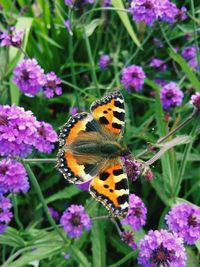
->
57, 112, 106, 183
89, 160, 129, 218
90, 90, 125, 136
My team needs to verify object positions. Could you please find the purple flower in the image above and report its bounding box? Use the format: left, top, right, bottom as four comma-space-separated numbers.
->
121, 65, 145, 92
130, 0, 158, 26
121, 194, 147, 231
34, 121, 58, 153
166, 203, 200, 245
138, 229, 186, 267
150, 58, 167, 72
158, 0, 179, 24
190, 92, 200, 110
48, 207, 59, 221
0, 27, 23, 47
98, 54, 110, 70
76, 181, 90, 191
0, 159, 29, 194
64, 20, 72, 33
0, 195, 13, 234
0, 105, 39, 157
69, 107, 85, 116
13, 59, 46, 97
60, 204, 91, 238
176, 7, 187, 21
182, 46, 198, 68
121, 155, 141, 181
121, 231, 137, 250
154, 79, 167, 87
102, 0, 111, 7
64, 0, 73, 7
160, 82, 184, 110
43, 72, 62, 98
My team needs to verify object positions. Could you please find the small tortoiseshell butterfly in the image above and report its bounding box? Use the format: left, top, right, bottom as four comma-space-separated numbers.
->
57, 91, 129, 218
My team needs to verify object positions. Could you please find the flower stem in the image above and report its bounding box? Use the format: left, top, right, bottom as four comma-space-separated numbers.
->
11, 194, 24, 231
23, 163, 68, 243
22, 158, 57, 163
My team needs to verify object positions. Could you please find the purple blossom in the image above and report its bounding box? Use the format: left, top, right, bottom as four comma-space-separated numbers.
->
130, 0, 158, 26
0, 159, 29, 194
176, 7, 187, 21
158, 0, 179, 24
190, 92, 200, 110
98, 54, 110, 70
48, 207, 59, 221
13, 59, 46, 97
43, 72, 62, 98
76, 181, 90, 191
121, 65, 145, 92
60, 204, 91, 238
0, 27, 23, 47
166, 203, 200, 245
138, 229, 186, 267
121, 155, 141, 181
121, 194, 147, 231
160, 82, 184, 110
64, 0, 73, 7
121, 231, 137, 250
69, 107, 85, 116
102, 0, 111, 7
64, 20, 72, 33
150, 58, 167, 72
182, 46, 198, 68
154, 79, 167, 87
0, 105, 39, 157
0, 195, 13, 234
34, 121, 58, 153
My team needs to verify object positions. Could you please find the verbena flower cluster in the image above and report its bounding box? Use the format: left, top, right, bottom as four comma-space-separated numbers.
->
121, 231, 137, 250
129, 0, 187, 26
121, 65, 145, 92
0, 27, 23, 47
0, 105, 57, 157
160, 82, 184, 110
121, 194, 147, 231
150, 58, 167, 72
98, 54, 110, 70
138, 229, 186, 266
13, 59, 62, 98
60, 204, 91, 238
190, 92, 200, 110
166, 203, 200, 245
0, 195, 13, 234
182, 46, 198, 68
121, 155, 141, 181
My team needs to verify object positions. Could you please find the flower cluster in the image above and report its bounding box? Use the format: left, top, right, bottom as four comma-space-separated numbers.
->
138, 229, 186, 267
102, 0, 111, 7
98, 54, 110, 70
121, 155, 141, 181
129, 0, 187, 26
121, 194, 147, 231
13, 59, 62, 98
0, 159, 29, 194
166, 203, 200, 245
0, 105, 57, 157
121, 65, 145, 92
0, 27, 23, 48
182, 46, 198, 68
0, 195, 13, 234
150, 58, 167, 72
48, 207, 59, 221
190, 92, 200, 110
160, 82, 184, 110
60, 204, 91, 238
121, 231, 137, 250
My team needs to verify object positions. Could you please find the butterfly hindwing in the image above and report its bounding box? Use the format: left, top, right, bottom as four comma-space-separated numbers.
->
90, 91, 125, 136
89, 161, 129, 218
57, 112, 105, 183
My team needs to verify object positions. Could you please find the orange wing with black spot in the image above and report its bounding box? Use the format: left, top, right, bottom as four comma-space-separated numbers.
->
90, 91, 125, 136
89, 161, 129, 218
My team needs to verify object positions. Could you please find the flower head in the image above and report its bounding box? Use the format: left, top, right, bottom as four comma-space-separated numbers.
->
121, 65, 145, 92
60, 204, 91, 238
69, 107, 84, 116
190, 92, 200, 110
102, 0, 111, 7
121, 155, 141, 181
130, 0, 158, 26
0, 195, 13, 234
138, 229, 186, 267
158, 0, 179, 24
43, 72, 62, 98
0, 159, 29, 194
13, 59, 46, 97
160, 82, 184, 110
98, 54, 110, 70
121, 231, 137, 250
0, 27, 23, 47
34, 121, 58, 153
182, 46, 197, 68
64, 20, 72, 33
48, 207, 59, 221
150, 58, 167, 72
121, 194, 147, 231
166, 203, 200, 245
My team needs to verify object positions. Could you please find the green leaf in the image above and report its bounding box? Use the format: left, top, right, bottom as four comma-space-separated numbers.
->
111, 0, 141, 47
0, 227, 25, 248
35, 30, 64, 49
9, 77, 20, 105
69, 245, 91, 267
185, 247, 199, 267
170, 49, 200, 92
91, 221, 106, 267
84, 19, 104, 37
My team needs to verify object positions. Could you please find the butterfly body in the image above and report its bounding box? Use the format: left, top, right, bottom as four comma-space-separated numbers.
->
57, 91, 129, 218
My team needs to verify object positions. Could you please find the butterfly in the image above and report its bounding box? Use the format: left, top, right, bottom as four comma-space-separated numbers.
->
57, 90, 129, 218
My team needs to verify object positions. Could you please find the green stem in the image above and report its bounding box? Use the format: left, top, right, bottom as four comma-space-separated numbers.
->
190, 0, 200, 66
12, 194, 24, 230
22, 158, 57, 164
175, 114, 200, 195
23, 163, 68, 243
84, 28, 100, 98
159, 24, 174, 50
